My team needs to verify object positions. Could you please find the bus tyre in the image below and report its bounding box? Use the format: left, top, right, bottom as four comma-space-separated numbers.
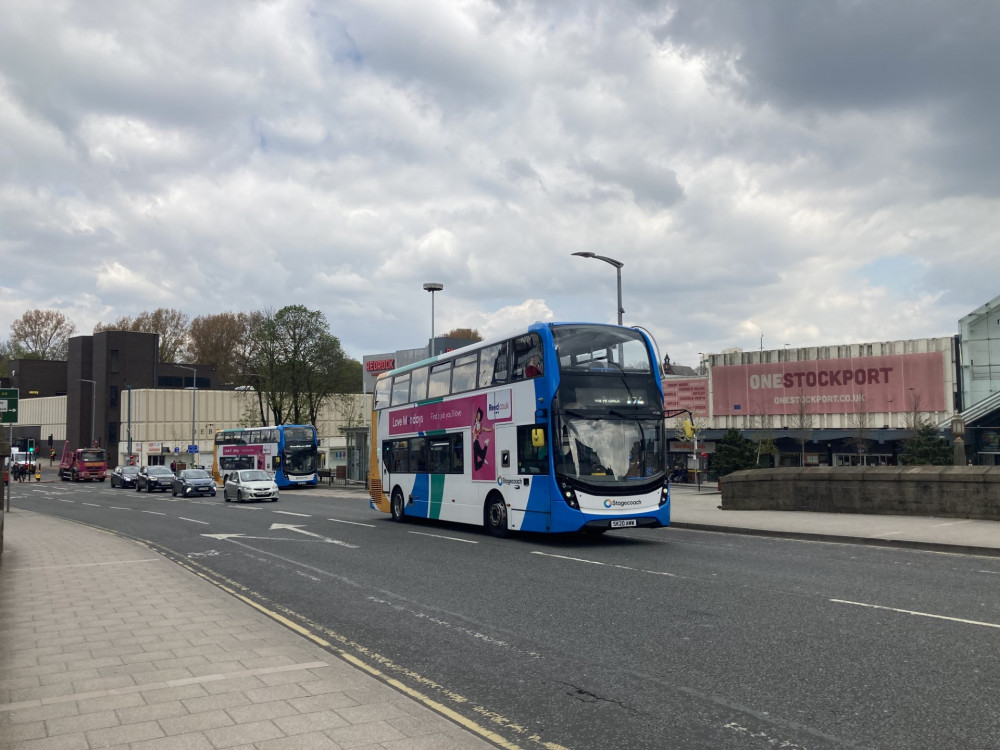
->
484, 493, 509, 538
390, 489, 406, 522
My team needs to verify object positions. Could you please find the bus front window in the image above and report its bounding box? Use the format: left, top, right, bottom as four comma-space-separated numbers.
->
553, 415, 664, 486
285, 447, 319, 475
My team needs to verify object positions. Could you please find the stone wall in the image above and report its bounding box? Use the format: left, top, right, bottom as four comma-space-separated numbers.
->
720, 466, 1000, 521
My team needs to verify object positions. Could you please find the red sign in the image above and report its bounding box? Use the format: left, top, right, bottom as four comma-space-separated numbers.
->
662, 378, 709, 417
711, 352, 946, 416
366, 358, 395, 373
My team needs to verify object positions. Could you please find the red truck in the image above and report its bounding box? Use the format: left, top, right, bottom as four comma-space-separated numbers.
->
59, 441, 107, 482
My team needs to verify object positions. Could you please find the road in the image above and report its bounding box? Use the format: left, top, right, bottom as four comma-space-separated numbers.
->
7, 480, 1000, 749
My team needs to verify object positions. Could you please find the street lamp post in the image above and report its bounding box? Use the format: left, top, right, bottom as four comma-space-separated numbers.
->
79, 379, 96, 447
177, 366, 197, 466
572, 252, 624, 325
423, 282, 444, 357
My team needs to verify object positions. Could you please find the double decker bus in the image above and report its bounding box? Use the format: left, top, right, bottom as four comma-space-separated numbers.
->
212, 424, 319, 488
369, 322, 669, 536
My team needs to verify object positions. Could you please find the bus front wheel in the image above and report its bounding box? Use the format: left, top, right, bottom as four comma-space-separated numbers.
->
484, 493, 509, 538
390, 488, 406, 522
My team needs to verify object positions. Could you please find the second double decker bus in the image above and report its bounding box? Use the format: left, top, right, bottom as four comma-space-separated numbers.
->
369, 322, 669, 536
212, 424, 320, 488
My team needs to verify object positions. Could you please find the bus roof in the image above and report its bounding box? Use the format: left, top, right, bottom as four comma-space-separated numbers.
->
374, 321, 655, 381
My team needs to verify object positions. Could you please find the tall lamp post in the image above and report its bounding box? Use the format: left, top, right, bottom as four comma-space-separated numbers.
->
572, 252, 624, 325
79, 379, 96, 447
177, 366, 197, 466
423, 282, 444, 356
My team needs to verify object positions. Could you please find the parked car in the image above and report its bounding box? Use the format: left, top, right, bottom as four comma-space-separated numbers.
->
223, 469, 279, 503
135, 465, 175, 492
110, 465, 140, 489
172, 468, 217, 497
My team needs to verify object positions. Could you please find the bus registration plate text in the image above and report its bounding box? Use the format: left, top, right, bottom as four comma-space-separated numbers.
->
610, 519, 637, 528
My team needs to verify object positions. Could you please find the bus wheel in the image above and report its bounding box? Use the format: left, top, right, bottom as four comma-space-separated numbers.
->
484, 492, 509, 538
390, 488, 406, 522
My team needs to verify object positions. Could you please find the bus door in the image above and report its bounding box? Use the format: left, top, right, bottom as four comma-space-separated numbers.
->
494, 424, 549, 530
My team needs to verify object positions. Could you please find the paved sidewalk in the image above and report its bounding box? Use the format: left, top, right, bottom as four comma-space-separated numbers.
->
0, 511, 497, 750
667, 483, 1000, 556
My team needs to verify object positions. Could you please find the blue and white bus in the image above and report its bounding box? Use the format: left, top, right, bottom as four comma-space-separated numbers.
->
212, 424, 319, 488
369, 322, 669, 536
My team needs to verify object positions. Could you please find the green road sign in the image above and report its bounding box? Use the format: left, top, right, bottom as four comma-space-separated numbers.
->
0, 388, 19, 424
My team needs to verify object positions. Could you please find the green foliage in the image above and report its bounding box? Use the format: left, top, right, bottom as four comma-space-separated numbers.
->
900, 424, 954, 465
708, 428, 760, 478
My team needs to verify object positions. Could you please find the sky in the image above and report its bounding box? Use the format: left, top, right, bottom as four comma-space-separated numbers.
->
1, 0, 998, 369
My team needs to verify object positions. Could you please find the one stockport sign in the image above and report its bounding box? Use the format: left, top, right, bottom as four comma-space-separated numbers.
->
711, 351, 947, 417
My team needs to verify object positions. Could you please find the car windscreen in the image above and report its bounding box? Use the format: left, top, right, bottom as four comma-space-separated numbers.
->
241, 471, 271, 482
121, 467, 139, 475
149, 467, 173, 475
182, 470, 209, 479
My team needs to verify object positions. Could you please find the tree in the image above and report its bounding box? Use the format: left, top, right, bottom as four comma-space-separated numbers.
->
188, 312, 257, 386
789, 389, 813, 467
443, 328, 483, 342
708, 428, 759, 478
9, 309, 77, 359
248, 306, 347, 427
94, 308, 190, 363
847, 395, 873, 464
899, 424, 953, 465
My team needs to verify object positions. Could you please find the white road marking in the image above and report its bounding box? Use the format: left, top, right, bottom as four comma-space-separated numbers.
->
57, 499, 74, 503
830, 599, 1000, 629
141, 511, 166, 516
83, 503, 101, 507
109, 507, 131, 510
408, 531, 478, 544
531, 551, 676, 577
272, 510, 311, 517
269, 523, 359, 548
327, 518, 377, 528
179, 517, 209, 525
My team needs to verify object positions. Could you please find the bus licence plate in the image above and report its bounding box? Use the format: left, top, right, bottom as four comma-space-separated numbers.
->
610, 519, 637, 528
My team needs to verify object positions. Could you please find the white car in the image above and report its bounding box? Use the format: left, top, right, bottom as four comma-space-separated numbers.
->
223, 469, 279, 503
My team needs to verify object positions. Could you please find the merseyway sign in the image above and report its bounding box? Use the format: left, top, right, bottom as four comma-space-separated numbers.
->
0, 388, 18, 424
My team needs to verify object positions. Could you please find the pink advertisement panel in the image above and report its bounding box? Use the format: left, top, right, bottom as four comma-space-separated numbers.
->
663, 378, 709, 417
388, 389, 512, 481
712, 352, 946, 416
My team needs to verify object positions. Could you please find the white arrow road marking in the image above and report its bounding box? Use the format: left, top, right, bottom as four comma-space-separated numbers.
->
268, 523, 359, 548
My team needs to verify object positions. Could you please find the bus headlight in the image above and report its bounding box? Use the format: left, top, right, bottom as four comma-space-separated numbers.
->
560, 482, 580, 510
659, 483, 669, 507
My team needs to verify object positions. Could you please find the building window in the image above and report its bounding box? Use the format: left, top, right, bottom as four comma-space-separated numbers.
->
110, 350, 120, 374
109, 385, 119, 407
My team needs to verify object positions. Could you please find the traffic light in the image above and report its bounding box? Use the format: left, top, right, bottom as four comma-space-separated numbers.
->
27, 439, 35, 454
48, 434, 53, 448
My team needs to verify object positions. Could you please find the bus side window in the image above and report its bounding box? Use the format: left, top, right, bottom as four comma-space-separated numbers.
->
479, 342, 509, 387
374, 377, 392, 409
428, 362, 452, 399
410, 367, 428, 403
511, 334, 542, 381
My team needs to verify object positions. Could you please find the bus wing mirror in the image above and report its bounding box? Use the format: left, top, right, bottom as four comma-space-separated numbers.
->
531, 428, 546, 448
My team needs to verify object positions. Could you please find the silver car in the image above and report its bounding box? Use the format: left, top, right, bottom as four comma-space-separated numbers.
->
223, 469, 279, 503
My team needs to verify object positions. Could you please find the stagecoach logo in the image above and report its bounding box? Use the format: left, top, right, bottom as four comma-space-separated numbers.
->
604, 498, 642, 508
496, 475, 522, 488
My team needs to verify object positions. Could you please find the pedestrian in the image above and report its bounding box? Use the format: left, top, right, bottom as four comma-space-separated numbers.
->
11, 463, 20, 482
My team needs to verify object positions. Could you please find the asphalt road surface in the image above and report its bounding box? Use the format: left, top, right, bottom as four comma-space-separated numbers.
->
8, 480, 1000, 750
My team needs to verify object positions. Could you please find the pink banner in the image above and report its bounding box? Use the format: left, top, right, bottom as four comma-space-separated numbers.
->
388, 390, 512, 480
663, 378, 709, 417
712, 352, 946, 416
